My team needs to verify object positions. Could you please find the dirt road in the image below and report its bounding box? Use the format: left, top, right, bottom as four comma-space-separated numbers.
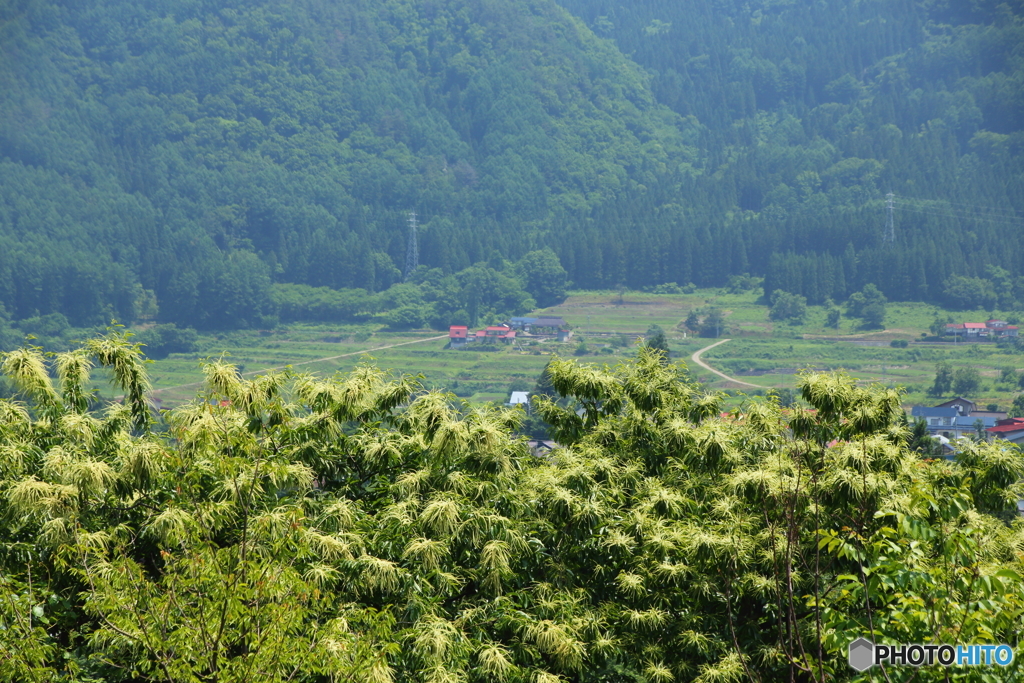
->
146, 333, 761, 400
689, 339, 764, 388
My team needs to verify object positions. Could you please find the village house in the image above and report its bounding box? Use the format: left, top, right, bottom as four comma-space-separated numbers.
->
449, 317, 570, 349
945, 320, 1019, 339
911, 406, 958, 432
987, 417, 1024, 446
505, 316, 569, 334
507, 391, 530, 410
449, 324, 516, 348
911, 397, 999, 442
448, 325, 470, 348
530, 317, 568, 334
527, 440, 559, 457
932, 396, 977, 414
480, 325, 516, 343
508, 317, 537, 330
930, 396, 1007, 420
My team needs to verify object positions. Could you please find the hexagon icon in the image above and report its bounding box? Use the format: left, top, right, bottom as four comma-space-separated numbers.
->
848, 638, 875, 672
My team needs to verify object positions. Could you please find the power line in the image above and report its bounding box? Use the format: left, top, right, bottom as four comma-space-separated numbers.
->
895, 201, 1022, 221
880, 193, 1024, 240
894, 203, 1024, 227
897, 197, 1022, 218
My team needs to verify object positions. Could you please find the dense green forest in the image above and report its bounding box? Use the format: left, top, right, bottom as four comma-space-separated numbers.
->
0, 0, 686, 330
555, 0, 1024, 299
2, 334, 1023, 680
1, 0, 1022, 331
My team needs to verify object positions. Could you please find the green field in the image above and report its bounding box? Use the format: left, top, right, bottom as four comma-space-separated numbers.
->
540, 290, 1024, 408
116, 289, 1024, 412
97, 325, 562, 408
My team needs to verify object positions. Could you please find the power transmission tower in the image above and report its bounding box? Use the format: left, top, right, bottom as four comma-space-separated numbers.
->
405, 211, 418, 281
883, 192, 895, 244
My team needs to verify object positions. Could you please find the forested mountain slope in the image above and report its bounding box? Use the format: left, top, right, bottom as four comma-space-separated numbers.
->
0, 0, 692, 327
1, 0, 1022, 330
554, 0, 1024, 300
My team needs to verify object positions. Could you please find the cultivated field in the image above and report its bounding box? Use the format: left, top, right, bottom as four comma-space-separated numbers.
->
111, 289, 1024, 412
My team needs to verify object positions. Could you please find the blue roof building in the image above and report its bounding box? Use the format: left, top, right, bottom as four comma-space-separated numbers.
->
911, 406, 996, 439
911, 407, 959, 433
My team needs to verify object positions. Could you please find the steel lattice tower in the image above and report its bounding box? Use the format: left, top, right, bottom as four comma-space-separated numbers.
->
405, 211, 418, 280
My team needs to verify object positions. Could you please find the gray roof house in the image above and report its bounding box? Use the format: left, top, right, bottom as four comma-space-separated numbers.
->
910, 405, 996, 442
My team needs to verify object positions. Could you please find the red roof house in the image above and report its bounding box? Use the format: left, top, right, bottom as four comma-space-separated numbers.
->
449, 325, 470, 348
480, 326, 509, 343
450, 324, 517, 346
987, 420, 1024, 445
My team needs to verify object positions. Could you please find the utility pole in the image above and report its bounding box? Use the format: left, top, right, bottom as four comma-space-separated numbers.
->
405, 211, 418, 281
883, 192, 895, 244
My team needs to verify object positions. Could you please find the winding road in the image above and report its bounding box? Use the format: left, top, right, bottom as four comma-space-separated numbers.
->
145, 334, 760, 400
689, 338, 764, 388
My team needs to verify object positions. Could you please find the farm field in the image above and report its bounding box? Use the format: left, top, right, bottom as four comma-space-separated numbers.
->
538, 290, 1024, 410
95, 325, 564, 408
111, 288, 1024, 412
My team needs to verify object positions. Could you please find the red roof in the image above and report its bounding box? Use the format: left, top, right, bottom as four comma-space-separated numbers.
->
475, 330, 486, 338
946, 323, 965, 329
987, 423, 1024, 434
995, 417, 1024, 427
449, 326, 468, 339
504, 330, 517, 338
1008, 326, 1019, 330
964, 323, 987, 329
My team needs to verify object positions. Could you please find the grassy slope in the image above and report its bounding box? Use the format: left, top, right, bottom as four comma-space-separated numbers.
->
117, 290, 1024, 411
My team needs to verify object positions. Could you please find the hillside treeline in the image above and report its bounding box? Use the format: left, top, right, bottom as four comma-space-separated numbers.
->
0, 250, 565, 358
554, 0, 1024, 300
2, 337, 1024, 680
1, 0, 1022, 328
